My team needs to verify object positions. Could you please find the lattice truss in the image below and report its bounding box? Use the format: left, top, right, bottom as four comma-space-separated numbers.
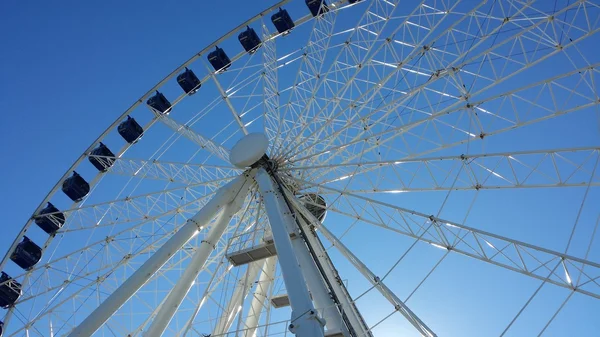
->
2, 0, 600, 336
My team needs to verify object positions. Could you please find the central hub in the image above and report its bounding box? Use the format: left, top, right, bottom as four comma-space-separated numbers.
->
229, 133, 270, 169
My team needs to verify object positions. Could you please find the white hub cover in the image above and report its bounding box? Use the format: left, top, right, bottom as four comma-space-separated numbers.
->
229, 133, 269, 168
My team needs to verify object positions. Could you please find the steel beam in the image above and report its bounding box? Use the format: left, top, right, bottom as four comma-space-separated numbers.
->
145, 177, 251, 337
255, 168, 325, 337
67, 174, 250, 337
243, 257, 277, 337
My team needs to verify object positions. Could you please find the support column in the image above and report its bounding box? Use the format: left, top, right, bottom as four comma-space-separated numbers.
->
255, 168, 325, 337
145, 178, 250, 337
295, 215, 372, 337
243, 256, 276, 337
273, 194, 344, 335
67, 175, 249, 337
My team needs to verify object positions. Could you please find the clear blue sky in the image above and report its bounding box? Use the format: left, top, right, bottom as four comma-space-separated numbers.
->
1, 0, 600, 336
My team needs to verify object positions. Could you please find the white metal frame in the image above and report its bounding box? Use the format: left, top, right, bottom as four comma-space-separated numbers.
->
290, 193, 437, 337
144, 177, 253, 337
294, 214, 372, 337
68, 174, 252, 337
3, 0, 599, 336
272, 187, 345, 335
255, 168, 326, 337
243, 256, 277, 337
211, 261, 262, 336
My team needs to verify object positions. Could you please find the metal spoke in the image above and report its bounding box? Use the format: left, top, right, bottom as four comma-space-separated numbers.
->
280, 0, 463, 159
96, 156, 240, 185
294, 179, 600, 300
261, 17, 282, 152
285, 147, 600, 193
155, 113, 232, 163
272, 4, 341, 157
292, 64, 600, 182
286, 187, 436, 337
288, 3, 598, 168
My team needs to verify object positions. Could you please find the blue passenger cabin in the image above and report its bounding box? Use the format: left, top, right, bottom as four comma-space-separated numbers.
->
238, 26, 261, 54
89, 142, 115, 172
306, 0, 328, 16
34, 202, 65, 234
0, 272, 22, 309
147, 91, 172, 114
177, 68, 201, 95
62, 172, 90, 202
118, 116, 144, 143
10, 236, 42, 270
271, 8, 295, 34
208, 47, 231, 72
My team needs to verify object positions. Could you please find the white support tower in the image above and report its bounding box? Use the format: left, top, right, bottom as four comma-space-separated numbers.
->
293, 212, 372, 337
212, 261, 262, 336
66, 132, 435, 337
67, 175, 251, 337
255, 168, 326, 337
144, 177, 253, 337
272, 187, 345, 335
244, 256, 277, 337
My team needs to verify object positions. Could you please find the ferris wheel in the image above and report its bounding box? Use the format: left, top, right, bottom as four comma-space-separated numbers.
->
2, 0, 600, 336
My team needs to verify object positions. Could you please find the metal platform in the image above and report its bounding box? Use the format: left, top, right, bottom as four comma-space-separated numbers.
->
270, 289, 314, 309
270, 294, 291, 308
226, 240, 277, 266
324, 331, 345, 337
226, 233, 298, 266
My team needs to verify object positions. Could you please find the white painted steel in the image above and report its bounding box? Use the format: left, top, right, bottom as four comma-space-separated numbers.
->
243, 256, 276, 337
294, 179, 600, 300
291, 237, 344, 335
297, 203, 437, 337
212, 261, 262, 336
67, 175, 249, 337
179, 262, 241, 337
4, 1, 600, 336
291, 211, 372, 337
255, 168, 325, 337
145, 177, 252, 337
272, 191, 344, 335
156, 114, 231, 163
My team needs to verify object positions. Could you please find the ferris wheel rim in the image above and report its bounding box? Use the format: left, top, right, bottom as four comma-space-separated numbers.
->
2, 0, 600, 336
